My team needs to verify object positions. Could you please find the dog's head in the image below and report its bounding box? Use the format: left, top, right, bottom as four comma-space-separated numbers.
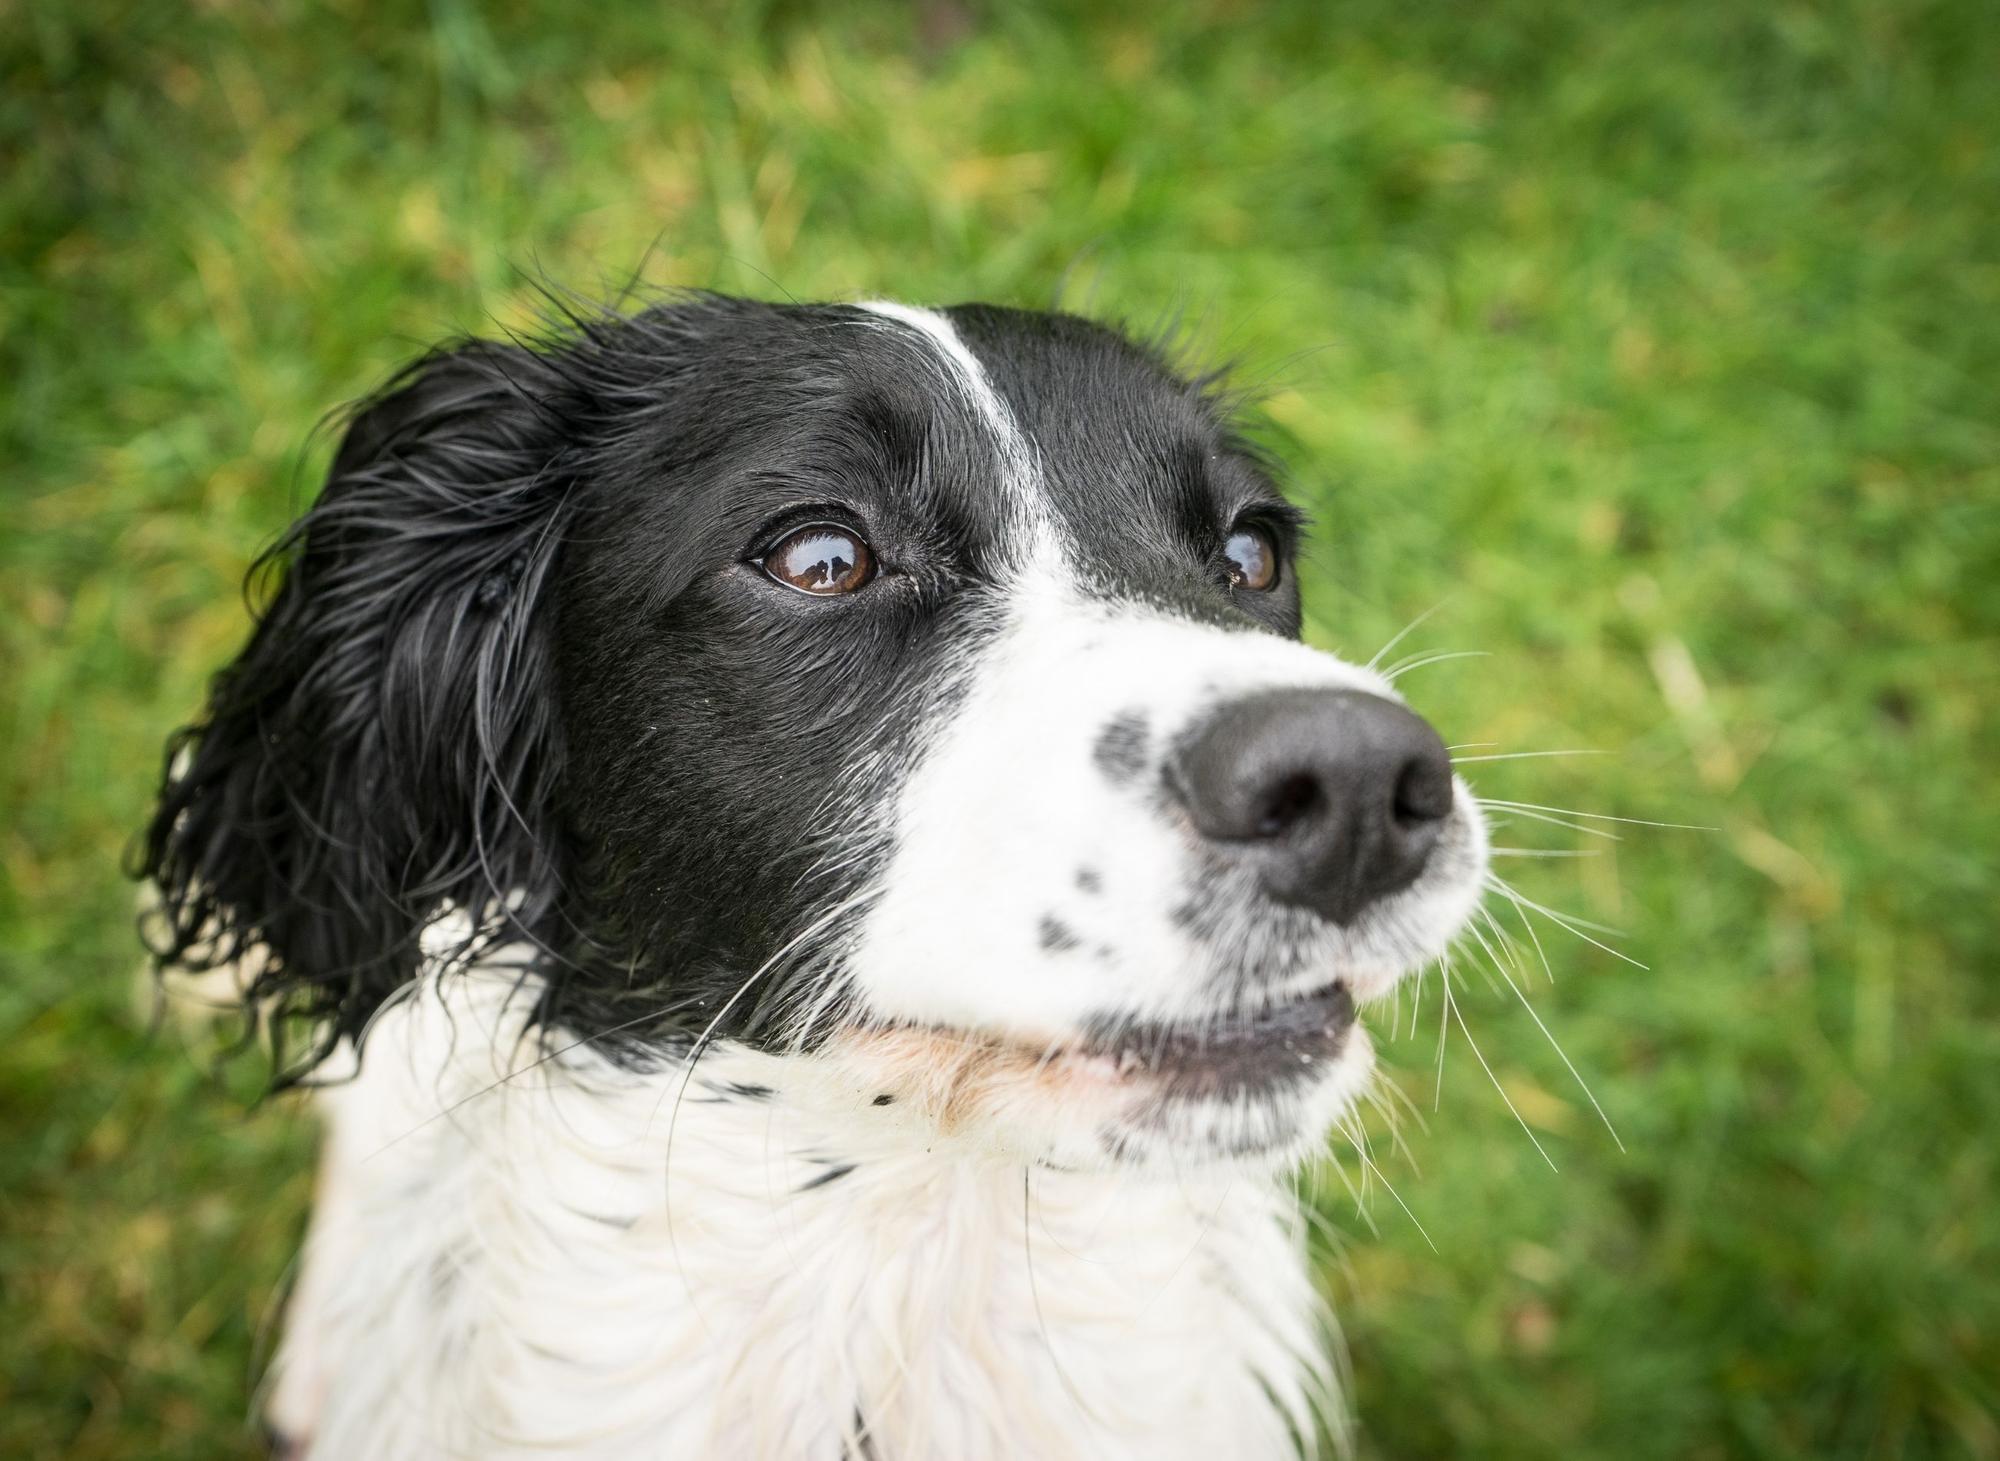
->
145, 295, 1487, 1170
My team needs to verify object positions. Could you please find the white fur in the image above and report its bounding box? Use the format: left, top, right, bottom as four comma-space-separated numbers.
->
269, 964, 1334, 1459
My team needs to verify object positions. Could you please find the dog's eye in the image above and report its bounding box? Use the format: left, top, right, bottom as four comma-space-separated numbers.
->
759, 523, 877, 596
1223, 525, 1279, 591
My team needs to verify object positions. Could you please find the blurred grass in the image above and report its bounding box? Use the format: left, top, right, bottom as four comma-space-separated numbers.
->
3, 0, 1996, 1456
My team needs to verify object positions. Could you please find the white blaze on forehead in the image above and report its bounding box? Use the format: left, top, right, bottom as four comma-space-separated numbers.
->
855, 300, 1055, 551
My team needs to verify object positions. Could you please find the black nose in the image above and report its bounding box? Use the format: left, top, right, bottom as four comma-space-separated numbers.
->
1173, 688, 1454, 926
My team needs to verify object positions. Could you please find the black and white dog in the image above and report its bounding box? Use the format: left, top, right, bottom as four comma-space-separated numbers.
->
143, 295, 1488, 1459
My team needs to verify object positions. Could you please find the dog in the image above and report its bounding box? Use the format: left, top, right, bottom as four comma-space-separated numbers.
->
142, 294, 1489, 1459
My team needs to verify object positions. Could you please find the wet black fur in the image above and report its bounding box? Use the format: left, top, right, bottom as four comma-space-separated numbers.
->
140, 293, 1305, 1076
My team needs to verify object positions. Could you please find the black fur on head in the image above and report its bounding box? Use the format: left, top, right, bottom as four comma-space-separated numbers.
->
140, 293, 1304, 1077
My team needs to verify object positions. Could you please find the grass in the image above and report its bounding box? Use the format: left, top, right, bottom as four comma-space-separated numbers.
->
4, 0, 1996, 1455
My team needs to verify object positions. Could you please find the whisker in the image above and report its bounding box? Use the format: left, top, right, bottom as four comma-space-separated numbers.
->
1343, 1122, 1437, 1254
1479, 804, 1622, 841
1333, 1117, 1377, 1215
1501, 887, 1559, 988
1364, 600, 1449, 674
1464, 937, 1507, 997
1363, 1078, 1426, 1167
1489, 877, 1649, 970
1481, 798, 1717, 832
1294, 1180, 1354, 1256
1451, 749, 1605, 765
1344, 1106, 1377, 1191
1473, 904, 1528, 967
1433, 954, 1453, 1110
662, 894, 870, 1134
1323, 1132, 1380, 1234
1470, 913, 1624, 1152
1490, 847, 1602, 859
1447, 981, 1558, 1172
1383, 649, 1488, 682
1487, 875, 1628, 937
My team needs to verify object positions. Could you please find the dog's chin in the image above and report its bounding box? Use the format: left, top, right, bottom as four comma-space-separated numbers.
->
816, 980, 1381, 1173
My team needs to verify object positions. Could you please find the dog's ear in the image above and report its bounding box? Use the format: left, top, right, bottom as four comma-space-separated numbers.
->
140, 339, 580, 1071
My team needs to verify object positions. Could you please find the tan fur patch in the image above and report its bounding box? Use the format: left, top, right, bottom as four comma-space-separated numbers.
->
823, 1024, 1142, 1135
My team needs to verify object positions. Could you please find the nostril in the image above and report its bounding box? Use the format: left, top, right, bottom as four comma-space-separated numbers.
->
1254, 772, 1323, 838
1174, 688, 1454, 927
1392, 757, 1454, 827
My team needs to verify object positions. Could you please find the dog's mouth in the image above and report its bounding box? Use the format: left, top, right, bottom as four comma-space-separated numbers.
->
1072, 980, 1357, 1099
842, 979, 1358, 1108
823, 979, 1368, 1167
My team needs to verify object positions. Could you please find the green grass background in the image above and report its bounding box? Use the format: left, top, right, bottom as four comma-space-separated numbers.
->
4, 1, 1996, 1455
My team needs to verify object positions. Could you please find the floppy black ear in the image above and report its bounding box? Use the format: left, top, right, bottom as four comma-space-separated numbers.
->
140, 339, 581, 1072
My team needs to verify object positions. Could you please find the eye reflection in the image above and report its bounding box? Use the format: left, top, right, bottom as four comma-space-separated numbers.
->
760, 524, 876, 596
1223, 526, 1278, 591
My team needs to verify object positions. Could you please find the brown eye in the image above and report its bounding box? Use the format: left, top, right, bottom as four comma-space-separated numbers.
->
1223, 525, 1278, 591
760, 523, 876, 595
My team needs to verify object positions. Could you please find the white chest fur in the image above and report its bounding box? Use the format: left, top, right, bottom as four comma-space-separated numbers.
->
268, 971, 1335, 1459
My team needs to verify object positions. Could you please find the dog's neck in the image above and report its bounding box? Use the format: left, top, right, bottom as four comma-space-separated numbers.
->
269, 967, 1336, 1459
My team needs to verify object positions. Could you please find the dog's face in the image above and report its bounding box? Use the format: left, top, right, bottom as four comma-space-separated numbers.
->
147, 296, 1486, 1171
